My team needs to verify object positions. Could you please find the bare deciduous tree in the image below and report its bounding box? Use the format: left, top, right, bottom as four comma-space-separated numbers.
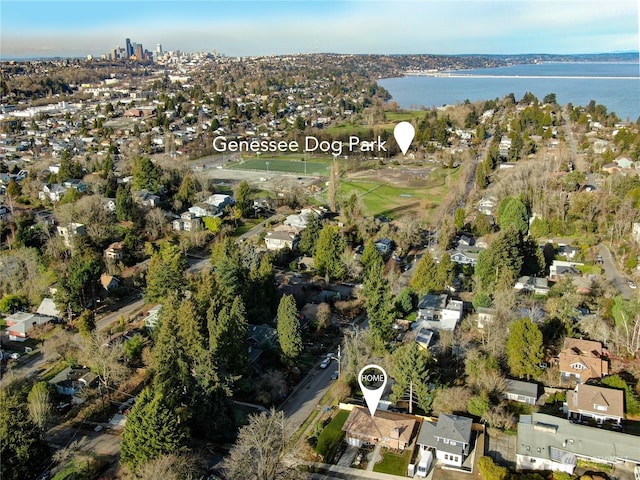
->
223, 408, 292, 480
136, 453, 206, 480
76, 331, 128, 397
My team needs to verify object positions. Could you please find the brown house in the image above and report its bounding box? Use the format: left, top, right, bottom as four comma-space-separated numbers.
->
567, 383, 624, 425
342, 406, 417, 450
558, 338, 608, 384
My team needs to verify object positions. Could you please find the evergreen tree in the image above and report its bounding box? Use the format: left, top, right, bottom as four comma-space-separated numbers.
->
234, 180, 252, 216
390, 342, 432, 412
121, 387, 188, 472
209, 296, 249, 376
176, 298, 207, 360
410, 251, 439, 293
246, 255, 278, 323
145, 242, 187, 302
363, 257, 395, 343
475, 227, 524, 291
497, 197, 529, 235
152, 297, 192, 406
313, 225, 346, 281
175, 173, 198, 208
0, 389, 49, 480
190, 350, 235, 440
298, 215, 322, 256
132, 156, 164, 193
116, 183, 136, 222
360, 240, 381, 274
276, 294, 302, 366
506, 318, 543, 380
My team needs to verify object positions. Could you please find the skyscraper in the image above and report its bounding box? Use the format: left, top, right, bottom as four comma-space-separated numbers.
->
156, 44, 162, 54
125, 38, 133, 58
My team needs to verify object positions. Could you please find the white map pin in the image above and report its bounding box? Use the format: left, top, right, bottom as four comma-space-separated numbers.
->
358, 364, 388, 417
394, 121, 415, 155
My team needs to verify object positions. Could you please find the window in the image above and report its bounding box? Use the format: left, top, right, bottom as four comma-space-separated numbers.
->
594, 404, 607, 411
444, 454, 449, 460
443, 439, 449, 444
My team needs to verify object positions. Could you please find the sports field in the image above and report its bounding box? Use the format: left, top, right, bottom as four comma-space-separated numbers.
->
227, 157, 331, 175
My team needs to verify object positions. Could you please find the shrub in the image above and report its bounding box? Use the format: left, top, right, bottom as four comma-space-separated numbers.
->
477, 456, 508, 480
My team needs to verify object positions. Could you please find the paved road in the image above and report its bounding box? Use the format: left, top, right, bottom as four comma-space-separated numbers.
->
96, 298, 145, 331
598, 243, 633, 299
281, 357, 337, 429
47, 423, 122, 456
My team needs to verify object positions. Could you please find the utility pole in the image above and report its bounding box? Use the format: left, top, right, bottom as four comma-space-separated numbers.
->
409, 380, 413, 414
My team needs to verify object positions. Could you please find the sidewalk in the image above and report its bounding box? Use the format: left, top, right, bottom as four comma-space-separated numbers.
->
306, 461, 411, 480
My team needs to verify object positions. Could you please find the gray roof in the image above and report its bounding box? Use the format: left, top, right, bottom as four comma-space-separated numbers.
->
504, 379, 539, 399
418, 294, 447, 311
436, 414, 473, 443
417, 415, 473, 455
36, 298, 62, 318
517, 413, 640, 464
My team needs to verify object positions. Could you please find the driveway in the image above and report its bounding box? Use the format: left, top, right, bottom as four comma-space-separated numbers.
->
485, 429, 516, 468
598, 244, 632, 299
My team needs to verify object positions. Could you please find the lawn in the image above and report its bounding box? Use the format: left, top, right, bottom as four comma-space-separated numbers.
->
337, 170, 457, 218
373, 448, 413, 475
325, 110, 424, 135
315, 409, 350, 460
227, 154, 332, 175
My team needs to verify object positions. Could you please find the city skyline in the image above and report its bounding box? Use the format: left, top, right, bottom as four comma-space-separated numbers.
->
1, 0, 638, 59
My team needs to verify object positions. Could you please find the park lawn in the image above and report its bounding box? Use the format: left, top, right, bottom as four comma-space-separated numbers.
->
338, 174, 454, 218
373, 448, 413, 475
325, 110, 423, 135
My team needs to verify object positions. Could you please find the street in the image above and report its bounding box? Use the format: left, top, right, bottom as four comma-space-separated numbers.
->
281, 356, 338, 429
598, 243, 633, 299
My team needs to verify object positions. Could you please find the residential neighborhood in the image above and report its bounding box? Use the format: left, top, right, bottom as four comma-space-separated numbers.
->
1, 32, 640, 480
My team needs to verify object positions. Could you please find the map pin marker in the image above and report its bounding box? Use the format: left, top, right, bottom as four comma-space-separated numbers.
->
358, 364, 388, 417
394, 121, 415, 155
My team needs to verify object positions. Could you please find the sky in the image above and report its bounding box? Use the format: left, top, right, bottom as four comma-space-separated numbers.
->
1, 0, 639, 58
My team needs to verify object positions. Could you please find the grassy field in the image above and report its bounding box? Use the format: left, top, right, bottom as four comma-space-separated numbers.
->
337, 166, 459, 218
325, 110, 425, 135
373, 448, 413, 475
228, 157, 331, 175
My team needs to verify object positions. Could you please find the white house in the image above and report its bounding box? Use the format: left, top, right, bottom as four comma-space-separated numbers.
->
205, 194, 235, 213
514, 276, 550, 295
264, 231, 299, 251
516, 413, 640, 474
417, 414, 473, 468
57, 223, 87, 248
503, 379, 539, 405
173, 211, 203, 231
416, 294, 463, 331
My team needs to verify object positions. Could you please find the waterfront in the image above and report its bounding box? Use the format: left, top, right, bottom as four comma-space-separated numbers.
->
379, 62, 640, 121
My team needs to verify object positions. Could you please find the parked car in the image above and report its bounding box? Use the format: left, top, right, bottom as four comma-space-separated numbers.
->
629, 280, 637, 289
9, 352, 20, 360
320, 358, 331, 369
416, 450, 433, 478
331, 371, 339, 380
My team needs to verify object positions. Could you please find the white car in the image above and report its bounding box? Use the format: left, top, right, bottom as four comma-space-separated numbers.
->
9, 352, 20, 360
416, 450, 433, 477
320, 358, 331, 369
629, 280, 637, 289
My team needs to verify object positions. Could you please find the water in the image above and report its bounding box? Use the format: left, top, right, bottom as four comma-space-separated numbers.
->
378, 62, 640, 122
